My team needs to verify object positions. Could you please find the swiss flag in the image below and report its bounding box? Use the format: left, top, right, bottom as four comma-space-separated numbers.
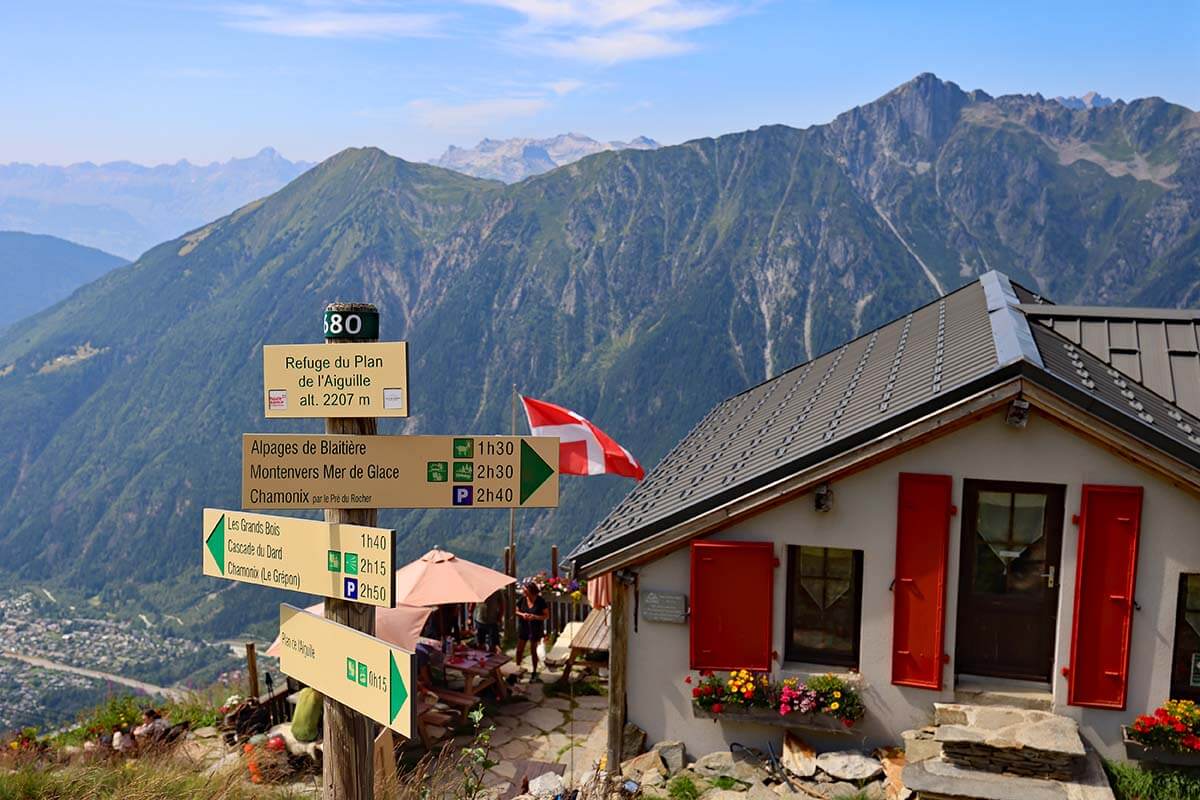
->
520, 395, 644, 480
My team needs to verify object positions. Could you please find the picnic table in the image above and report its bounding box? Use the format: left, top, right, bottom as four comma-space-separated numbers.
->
442, 648, 512, 700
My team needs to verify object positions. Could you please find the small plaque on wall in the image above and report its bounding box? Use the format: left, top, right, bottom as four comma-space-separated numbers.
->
642, 590, 688, 624
1191, 653, 1200, 687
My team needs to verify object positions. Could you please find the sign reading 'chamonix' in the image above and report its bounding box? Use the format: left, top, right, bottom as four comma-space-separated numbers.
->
241, 434, 559, 510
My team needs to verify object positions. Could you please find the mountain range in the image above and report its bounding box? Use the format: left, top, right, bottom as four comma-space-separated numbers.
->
0, 73, 1197, 638
431, 133, 660, 182
0, 148, 313, 259
0, 232, 127, 330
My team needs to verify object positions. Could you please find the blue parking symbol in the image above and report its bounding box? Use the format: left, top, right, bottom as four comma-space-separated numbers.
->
343, 577, 359, 600
452, 486, 473, 506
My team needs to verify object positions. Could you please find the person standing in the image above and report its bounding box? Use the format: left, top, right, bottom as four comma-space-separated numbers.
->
472, 590, 505, 654
515, 581, 549, 681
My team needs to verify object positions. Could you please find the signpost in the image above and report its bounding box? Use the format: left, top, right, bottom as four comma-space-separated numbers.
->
242, 433, 559, 510
200, 299, 565, 800
277, 604, 415, 739
263, 342, 409, 418
202, 509, 396, 607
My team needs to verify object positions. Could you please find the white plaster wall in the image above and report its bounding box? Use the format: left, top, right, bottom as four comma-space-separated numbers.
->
622, 410, 1200, 760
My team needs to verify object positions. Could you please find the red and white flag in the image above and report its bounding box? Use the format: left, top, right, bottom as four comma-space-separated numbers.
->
520, 395, 644, 480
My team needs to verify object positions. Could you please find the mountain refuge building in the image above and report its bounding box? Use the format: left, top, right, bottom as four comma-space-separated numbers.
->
569, 271, 1200, 766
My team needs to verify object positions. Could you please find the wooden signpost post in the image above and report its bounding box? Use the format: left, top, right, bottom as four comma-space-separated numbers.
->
321, 302, 380, 800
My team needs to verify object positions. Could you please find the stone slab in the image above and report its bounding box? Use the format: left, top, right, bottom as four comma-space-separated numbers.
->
902, 759, 1068, 800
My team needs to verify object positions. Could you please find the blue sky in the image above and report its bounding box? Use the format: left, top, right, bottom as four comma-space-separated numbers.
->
2, 0, 1197, 166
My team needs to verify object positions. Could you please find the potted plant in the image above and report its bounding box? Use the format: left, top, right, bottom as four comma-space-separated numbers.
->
685, 671, 865, 731
1124, 700, 1200, 766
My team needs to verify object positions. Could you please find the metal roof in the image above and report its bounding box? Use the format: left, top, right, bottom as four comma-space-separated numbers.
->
570, 272, 1200, 573
1021, 305, 1200, 418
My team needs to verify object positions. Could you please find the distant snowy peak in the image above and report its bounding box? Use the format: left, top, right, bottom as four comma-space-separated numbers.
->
432, 133, 661, 182
1054, 91, 1117, 110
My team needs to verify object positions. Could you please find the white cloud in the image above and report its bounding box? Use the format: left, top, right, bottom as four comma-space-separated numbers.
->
473, 0, 745, 63
546, 78, 585, 95
406, 96, 549, 130
223, 4, 446, 39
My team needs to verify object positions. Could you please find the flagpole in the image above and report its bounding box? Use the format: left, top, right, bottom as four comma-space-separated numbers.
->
506, 383, 519, 646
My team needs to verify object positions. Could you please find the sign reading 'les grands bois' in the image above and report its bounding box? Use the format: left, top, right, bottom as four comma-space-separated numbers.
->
262, 342, 409, 419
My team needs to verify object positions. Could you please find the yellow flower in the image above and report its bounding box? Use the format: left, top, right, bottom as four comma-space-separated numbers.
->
830, 702, 840, 710
833, 691, 842, 699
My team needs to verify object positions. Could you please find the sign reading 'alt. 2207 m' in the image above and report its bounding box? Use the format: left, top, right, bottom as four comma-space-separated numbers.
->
242, 434, 558, 510
262, 342, 409, 419
202, 509, 396, 607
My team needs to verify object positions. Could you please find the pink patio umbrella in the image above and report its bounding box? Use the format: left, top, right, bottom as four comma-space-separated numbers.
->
266, 601, 433, 656
394, 548, 515, 606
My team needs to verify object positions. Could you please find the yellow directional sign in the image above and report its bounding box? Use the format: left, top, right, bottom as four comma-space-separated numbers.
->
277, 604, 415, 738
202, 509, 395, 607
242, 434, 559, 510
263, 342, 409, 419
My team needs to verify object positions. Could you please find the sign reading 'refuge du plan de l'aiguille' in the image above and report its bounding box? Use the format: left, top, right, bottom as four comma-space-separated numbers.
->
262, 342, 409, 419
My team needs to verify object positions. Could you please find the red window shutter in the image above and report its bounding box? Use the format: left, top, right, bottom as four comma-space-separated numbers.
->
1067, 484, 1144, 709
892, 473, 953, 690
690, 541, 774, 671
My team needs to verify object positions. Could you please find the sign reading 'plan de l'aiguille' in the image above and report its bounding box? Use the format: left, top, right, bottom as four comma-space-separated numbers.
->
262, 342, 409, 419
241, 434, 558, 509
277, 604, 415, 738
201, 509, 396, 607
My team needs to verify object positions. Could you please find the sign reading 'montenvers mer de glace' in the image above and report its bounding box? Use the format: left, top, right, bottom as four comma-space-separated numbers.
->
241, 433, 559, 509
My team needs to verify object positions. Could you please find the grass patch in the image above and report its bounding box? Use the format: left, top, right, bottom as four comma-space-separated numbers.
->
0, 757, 304, 800
1104, 759, 1200, 800
48, 687, 233, 748
667, 775, 700, 800
709, 776, 742, 791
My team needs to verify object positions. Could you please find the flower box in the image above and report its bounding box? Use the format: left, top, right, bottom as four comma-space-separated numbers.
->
1123, 725, 1200, 767
692, 705, 856, 735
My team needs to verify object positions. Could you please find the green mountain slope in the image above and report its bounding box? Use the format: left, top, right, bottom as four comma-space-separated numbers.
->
0, 75, 1197, 635
0, 232, 127, 329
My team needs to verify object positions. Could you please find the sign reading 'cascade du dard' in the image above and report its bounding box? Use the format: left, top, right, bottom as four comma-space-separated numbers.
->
202, 509, 396, 607
263, 342, 409, 419
278, 604, 415, 738
242, 434, 559, 510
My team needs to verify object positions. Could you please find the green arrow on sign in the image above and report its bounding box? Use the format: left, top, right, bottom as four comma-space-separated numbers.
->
519, 439, 554, 504
205, 515, 225, 575
389, 652, 408, 724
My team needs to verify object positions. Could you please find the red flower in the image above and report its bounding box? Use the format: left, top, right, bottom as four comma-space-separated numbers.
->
1175, 722, 1187, 733
684, 676, 692, 684
692, 688, 702, 698
711, 703, 723, 714
842, 719, 853, 728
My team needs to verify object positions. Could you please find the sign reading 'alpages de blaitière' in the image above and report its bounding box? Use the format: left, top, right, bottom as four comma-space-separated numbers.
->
263, 342, 409, 418
242, 434, 559, 510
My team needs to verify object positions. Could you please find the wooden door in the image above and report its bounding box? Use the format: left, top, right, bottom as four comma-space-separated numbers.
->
955, 480, 1065, 682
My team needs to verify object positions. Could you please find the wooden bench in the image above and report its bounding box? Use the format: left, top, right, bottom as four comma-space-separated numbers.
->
429, 687, 481, 712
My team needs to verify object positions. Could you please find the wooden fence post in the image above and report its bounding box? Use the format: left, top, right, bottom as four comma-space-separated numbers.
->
245, 642, 260, 700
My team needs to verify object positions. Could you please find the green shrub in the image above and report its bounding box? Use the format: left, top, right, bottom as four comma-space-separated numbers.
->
1105, 759, 1200, 800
